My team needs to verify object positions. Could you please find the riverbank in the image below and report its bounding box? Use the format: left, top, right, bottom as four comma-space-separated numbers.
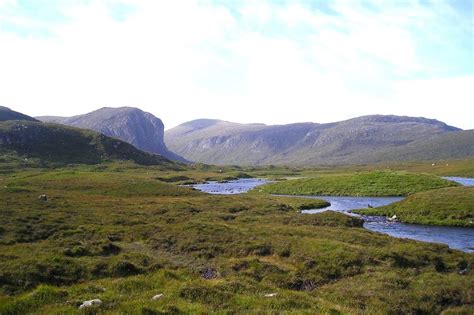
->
355, 186, 474, 227
257, 171, 457, 197
1, 164, 473, 314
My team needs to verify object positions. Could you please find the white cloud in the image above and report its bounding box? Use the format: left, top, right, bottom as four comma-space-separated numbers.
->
0, 0, 472, 129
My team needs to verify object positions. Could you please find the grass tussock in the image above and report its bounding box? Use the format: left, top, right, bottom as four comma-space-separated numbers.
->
0, 163, 472, 313
258, 170, 457, 196
356, 186, 474, 227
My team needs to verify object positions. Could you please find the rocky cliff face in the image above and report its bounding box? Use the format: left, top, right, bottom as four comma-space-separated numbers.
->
39, 107, 187, 162
0, 120, 177, 166
165, 115, 465, 165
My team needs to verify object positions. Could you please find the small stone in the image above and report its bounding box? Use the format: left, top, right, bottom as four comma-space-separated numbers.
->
79, 299, 102, 309
388, 214, 398, 222
201, 267, 218, 279
152, 294, 164, 300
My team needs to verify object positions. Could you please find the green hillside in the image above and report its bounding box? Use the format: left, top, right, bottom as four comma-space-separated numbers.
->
0, 106, 38, 122
0, 120, 177, 166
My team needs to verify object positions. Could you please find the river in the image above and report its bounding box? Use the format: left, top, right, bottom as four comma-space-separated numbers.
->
193, 178, 474, 252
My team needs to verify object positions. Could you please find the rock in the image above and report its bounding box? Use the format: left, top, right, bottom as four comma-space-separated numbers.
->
264, 293, 277, 297
201, 267, 218, 279
388, 214, 398, 222
38, 195, 48, 201
152, 294, 164, 300
79, 299, 102, 309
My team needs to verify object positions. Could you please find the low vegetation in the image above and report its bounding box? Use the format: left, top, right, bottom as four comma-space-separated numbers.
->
0, 120, 178, 166
356, 187, 474, 227
0, 164, 473, 314
257, 171, 457, 197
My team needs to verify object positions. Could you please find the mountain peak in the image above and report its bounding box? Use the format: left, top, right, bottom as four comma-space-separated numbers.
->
0, 106, 39, 122
341, 115, 460, 131
165, 114, 468, 165
39, 107, 186, 162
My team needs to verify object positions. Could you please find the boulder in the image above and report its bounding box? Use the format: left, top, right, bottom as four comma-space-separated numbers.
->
79, 299, 102, 309
152, 294, 164, 300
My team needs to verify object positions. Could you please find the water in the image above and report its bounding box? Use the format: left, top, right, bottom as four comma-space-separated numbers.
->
298, 195, 404, 214
194, 178, 474, 252
192, 178, 268, 195
293, 195, 474, 252
443, 177, 474, 186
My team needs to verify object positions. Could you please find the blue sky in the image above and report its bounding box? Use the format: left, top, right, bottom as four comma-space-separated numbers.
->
0, 0, 473, 129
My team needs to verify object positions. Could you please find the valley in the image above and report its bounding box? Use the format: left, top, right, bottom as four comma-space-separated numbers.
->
0, 106, 473, 314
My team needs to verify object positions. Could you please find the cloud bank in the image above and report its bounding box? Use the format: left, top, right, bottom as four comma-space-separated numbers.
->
0, 0, 472, 129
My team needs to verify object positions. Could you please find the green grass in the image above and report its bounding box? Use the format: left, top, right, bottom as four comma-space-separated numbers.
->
355, 187, 474, 227
258, 170, 457, 197
0, 120, 179, 166
0, 164, 473, 314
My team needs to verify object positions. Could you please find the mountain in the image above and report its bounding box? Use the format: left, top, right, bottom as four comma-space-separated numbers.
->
38, 107, 187, 162
374, 129, 474, 162
0, 106, 39, 122
165, 115, 470, 165
0, 119, 178, 166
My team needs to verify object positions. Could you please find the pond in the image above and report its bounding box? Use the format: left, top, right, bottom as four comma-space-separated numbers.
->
193, 178, 474, 252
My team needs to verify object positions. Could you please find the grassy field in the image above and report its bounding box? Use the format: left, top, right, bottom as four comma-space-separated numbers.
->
355, 187, 474, 227
257, 170, 458, 197
0, 163, 473, 314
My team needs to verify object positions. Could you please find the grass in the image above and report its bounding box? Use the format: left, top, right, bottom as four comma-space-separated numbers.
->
0, 120, 179, 166
257, 170, 458, 197
355, 187, 474, 227
0, 163, 473, 313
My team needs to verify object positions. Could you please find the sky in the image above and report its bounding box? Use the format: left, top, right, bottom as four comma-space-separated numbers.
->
0, 0, 473, 130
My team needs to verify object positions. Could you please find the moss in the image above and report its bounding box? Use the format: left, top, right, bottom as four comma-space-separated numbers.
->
259, 171, 457, 197
356, 187, 474, 226
0, 164, 472, 313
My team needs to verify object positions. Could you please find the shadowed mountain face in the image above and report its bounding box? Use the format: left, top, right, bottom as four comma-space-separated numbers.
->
39, 107, 186, 162
0, 106, 38, 122
165, 115, 471, 165
0, 119, 179, 166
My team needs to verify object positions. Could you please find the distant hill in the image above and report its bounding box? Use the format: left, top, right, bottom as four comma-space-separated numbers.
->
38, 107, 187, 162
165, 115, 470, 165
0, 120, 178, 166
374, 130, 474, 162
0, 106, 38, 122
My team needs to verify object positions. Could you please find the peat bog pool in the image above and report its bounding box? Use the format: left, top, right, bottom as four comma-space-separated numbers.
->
193, 178, 474, 252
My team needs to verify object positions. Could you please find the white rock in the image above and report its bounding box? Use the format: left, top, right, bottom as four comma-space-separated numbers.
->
388, 214, 398, 222
79, 299, 102, 309
264, 293, 277, 297
152, 294, 164, 300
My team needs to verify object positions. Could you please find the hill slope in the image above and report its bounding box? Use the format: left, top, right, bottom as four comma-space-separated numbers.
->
0, 106, 38, 122
165, 115, 467, 165
0, 120, 177, 166
38, 107, 187, 162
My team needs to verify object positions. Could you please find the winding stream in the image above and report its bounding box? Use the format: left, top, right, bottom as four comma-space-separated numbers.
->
193, 178, 474, 252
443, 177, 474, 186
